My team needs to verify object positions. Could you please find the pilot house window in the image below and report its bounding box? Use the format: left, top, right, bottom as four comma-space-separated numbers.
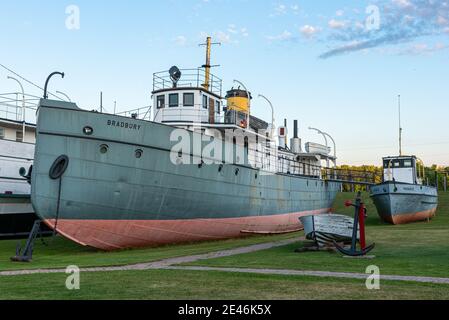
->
169, 94, 179, 108
384, 159, 413, 169
16, 131, 23, 142
183, 93, 194, 107
202, 95, 208, 109
403, 160, 413, 168
216, 101, 221, 114
157, 95, 165, 109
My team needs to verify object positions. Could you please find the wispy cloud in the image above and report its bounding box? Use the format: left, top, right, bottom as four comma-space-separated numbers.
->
397, 42, 449, 55
199, 25, 249, 45
328, 19, 347, 29
270, 3, 300, 17
300, 25, 321, 38
319, 0, 449, 59
174, 35, 188, 47
265, 30, 294, 42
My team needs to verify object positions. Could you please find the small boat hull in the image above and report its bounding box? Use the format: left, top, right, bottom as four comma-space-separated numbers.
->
370, 182, 438, 225
299, 214, 359, 247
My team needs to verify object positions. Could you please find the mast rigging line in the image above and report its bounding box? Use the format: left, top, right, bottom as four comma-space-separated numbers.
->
0, 63, 66, 101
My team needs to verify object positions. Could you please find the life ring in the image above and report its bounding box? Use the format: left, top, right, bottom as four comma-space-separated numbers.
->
49, 155, 69, 180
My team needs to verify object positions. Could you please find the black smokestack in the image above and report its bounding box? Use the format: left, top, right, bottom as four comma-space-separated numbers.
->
294, 120, 298, 138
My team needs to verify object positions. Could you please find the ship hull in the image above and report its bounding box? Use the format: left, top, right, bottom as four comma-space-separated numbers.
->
31, 100, 340, 250
43, 209, 325, 250
370, 182, 438, 225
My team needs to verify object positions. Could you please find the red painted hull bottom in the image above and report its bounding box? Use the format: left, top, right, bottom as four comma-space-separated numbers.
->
384, 209, 437, 225
44, 208, 331, 251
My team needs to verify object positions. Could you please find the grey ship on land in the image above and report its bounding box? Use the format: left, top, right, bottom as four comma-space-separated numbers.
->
31, 38, 341, 250
370, 96, 438, 224
370, 155, 438, 224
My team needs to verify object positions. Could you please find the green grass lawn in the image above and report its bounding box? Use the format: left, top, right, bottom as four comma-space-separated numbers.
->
184, 192, 449, 278
1, 191, 448, 300
1, 269, 449, 300
0, 231, 297, 272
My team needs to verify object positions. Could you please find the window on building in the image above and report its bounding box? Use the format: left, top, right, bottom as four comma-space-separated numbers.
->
183, 93, 194, 107
215, 100, 221, 114
0, 128, 4, 139
202, 95, 208, 109
169, 94, 179, 108
16, 130, 23, 142
157, 95, 165, 109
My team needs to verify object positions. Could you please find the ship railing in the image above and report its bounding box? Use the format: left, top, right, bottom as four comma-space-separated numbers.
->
0, 93, 39, 124
153, 68, 223, 97
247, 146, 323, 178
115, 106, 152, 121
153, 104, 227, 124
321, 167, 383, 187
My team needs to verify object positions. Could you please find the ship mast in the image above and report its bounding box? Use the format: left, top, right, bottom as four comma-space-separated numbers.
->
199, 37, 220, 91
398, 94, 403, 156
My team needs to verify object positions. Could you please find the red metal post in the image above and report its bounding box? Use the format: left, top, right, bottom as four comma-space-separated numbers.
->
358, 203, 366, 250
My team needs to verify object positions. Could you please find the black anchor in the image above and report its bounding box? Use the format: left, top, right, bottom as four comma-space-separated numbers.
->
334, 192, 375, 257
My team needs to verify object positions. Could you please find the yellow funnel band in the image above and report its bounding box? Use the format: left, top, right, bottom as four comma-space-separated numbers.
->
227, 96, 249, 113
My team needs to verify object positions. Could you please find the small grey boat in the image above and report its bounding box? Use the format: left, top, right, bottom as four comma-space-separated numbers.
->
299, 214, 359, 247
370, 156, 438, 224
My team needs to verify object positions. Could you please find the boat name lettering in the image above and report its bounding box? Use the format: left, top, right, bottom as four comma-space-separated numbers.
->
107, 120, 141, 130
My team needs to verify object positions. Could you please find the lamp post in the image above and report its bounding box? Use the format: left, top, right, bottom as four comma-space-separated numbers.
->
309, 127, 337, 168
233, 79, 250, 130
258, 94, 275, 139
7, 76, 26, 139
43, 72, 65, 99
56, 91, 71, 102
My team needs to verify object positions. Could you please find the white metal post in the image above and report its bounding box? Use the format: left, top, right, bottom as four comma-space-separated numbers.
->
7, 76, 25, 141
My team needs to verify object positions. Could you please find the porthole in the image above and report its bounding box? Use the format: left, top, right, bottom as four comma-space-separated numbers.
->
83, 126, 94, 135
100, 144, 109, 154
135, 149, 143, 159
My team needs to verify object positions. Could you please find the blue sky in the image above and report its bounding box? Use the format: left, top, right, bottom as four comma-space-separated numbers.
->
1, 0, 448, 166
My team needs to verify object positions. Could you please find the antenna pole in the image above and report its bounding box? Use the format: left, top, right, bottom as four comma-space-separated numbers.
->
204, 37, 212, 90
199, 37, 221, 91
398, 94, 402, 156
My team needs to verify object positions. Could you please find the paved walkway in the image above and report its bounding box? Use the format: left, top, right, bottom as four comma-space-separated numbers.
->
165, 266, 449, 285
0, 238, 298, 276
2, 238, 449, 285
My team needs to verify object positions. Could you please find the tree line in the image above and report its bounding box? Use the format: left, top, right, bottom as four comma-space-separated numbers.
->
336, 164, 449, 192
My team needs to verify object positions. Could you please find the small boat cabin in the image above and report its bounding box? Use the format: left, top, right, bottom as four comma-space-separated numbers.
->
383, 155, 423, 185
